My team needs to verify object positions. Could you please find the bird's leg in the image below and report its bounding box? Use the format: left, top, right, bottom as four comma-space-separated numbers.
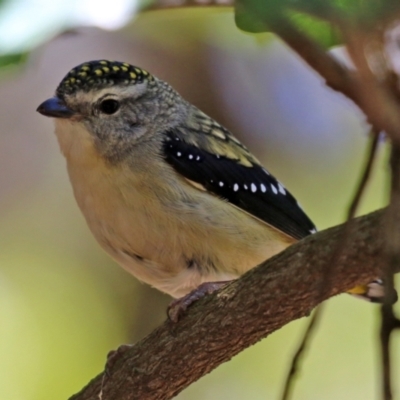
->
168, 281, 231, 322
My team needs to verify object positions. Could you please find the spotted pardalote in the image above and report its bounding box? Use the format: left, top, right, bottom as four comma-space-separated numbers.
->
37, 60, 385, 303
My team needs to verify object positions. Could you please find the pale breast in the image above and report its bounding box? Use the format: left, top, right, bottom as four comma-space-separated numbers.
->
68, 160, 293, 297
56, 120, 293, 297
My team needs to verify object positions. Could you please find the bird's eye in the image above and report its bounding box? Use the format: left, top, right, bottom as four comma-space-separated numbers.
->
99, 99, 120, 115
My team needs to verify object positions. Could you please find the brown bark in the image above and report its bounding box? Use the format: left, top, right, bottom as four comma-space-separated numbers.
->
70, 209, 393, 400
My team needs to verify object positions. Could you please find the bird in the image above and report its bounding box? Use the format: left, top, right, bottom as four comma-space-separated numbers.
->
37, 60, 386, 318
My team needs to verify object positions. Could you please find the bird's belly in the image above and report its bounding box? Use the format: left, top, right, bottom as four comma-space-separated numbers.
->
69, 163, 293, 298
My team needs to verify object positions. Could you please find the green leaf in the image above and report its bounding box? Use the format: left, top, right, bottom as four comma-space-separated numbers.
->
288, 11, 341, 48
0, 52, 27, 70
235, 0, 400, 34
235, 0, 286, 33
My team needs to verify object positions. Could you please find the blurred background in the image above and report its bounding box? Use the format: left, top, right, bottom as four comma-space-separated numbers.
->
0, 0, 399, 399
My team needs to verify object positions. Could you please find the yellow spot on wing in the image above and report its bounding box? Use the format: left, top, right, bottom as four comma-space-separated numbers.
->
201, 120, 212, 128
121, 66, 128, 72
69, 77, 76, 83
102, 67, 110, 73
94, 69, 103, 76
78, 72, 87, 77
217, 145, 238, 161
207, 140, 255, 167
130, 72, 137, 79
229, 136, 242, 145
211, 129, 226, 140
81, 66, 90, 71
237, 156, 253, 167
112, 66, 120, 72
99, 61, 108, 65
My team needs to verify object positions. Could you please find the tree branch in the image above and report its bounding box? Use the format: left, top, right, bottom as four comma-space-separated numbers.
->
280, 131, 380, 400
70, 209, 395, 400
254, 13, 400, 147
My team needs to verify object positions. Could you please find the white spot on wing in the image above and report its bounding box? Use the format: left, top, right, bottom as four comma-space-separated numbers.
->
278, 183, 286, 195
271, 184, 278, 194
243, 184, 248, 190
233, 183, 239, 192
219, 181, 224, 187
188, 154, 193, 160
251, 183, 257, 193
310, 228, 317, 234
177, 152, 182, 157
260, 183, 267, 193
196, 155, 201, 161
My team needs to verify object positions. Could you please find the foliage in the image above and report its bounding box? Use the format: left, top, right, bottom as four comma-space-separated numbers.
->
0, 52, 26, 69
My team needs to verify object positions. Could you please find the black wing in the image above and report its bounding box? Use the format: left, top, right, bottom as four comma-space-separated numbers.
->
162, 115, 316, 240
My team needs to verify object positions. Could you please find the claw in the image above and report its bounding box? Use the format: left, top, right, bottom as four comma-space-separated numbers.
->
105, 344, 133, 376
167, 281, 231, 322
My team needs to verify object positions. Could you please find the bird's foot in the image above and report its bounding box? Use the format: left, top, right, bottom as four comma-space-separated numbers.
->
105, 344, 133, 377
167, 281, 231, 322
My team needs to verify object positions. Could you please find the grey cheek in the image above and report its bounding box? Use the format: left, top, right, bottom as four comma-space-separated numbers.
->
123, 123, 147, 140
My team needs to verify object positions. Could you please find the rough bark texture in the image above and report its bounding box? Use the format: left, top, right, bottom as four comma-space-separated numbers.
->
69, 209, 395, 400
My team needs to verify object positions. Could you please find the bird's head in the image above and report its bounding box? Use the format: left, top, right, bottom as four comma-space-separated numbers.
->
37, 60, 187, 162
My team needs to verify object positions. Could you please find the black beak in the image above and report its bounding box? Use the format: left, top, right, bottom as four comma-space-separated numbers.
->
36, 97, 75, 118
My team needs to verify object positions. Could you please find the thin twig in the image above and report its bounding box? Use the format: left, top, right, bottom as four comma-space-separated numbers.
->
280, 132, 380, 400
259, 11, 400, 149
324, 21, 400, 400
347, 132, 380, 220
380, 146, 400, 400
263, 15, 355, 101
280, 305, 323, 400
258, 10, 400, 398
